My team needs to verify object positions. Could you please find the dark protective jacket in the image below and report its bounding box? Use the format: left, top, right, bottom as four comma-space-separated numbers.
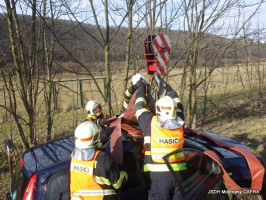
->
121, 85, 137, 113
165, 86, 184, 121
70, 150, 128, 200
85, 114, 109, 125
85, 114, 111, 147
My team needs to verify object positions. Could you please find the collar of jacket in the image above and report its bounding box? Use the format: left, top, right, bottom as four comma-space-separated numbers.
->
157, 116, 184, 129
71, 147, 96, 161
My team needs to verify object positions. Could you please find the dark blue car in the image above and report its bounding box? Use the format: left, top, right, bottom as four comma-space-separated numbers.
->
6, 126, 266, 200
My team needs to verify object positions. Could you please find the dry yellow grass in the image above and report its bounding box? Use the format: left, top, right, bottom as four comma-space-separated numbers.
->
201, 114, 266, 160
0, 64, 265, 147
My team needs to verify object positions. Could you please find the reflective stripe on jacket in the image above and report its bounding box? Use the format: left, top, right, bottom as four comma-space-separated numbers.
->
85, 114, 109, 128
85, 114, 95, 122
85, 114, 107, 122
121, 85, 137, 112
70, 150, 116, 200
143, 163, 187, 172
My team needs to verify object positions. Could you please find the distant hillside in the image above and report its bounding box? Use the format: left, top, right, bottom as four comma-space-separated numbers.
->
1, 13, 266, 73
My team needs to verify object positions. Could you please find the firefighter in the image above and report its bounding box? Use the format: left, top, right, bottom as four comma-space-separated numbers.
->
121, 74, 156, 118
153, 73, 185, 121
70, 121, 128, 200
135, 80, 186, 200
85, 100, 114, 147
121, 73, 146, 113
85, 100, 110, 127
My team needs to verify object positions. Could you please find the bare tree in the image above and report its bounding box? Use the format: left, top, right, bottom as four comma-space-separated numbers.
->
89, 0, 132, 114
122, 0, 135, 93
42, 0, 56, 141
145, 0, 166, 34
235, 22, 266, 114
2, 0, 41, 147
0, 0, 59, 147
254, 26, 266, 109
122, 0, 148, 93
176, 0, 263, 128
56, 0, 131, 115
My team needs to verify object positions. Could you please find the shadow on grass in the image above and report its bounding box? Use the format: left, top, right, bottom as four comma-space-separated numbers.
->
202, 100, 266, 125
230, 132, 266, 162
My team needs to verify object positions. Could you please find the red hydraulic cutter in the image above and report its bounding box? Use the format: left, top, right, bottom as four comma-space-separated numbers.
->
144, 34, 171, 75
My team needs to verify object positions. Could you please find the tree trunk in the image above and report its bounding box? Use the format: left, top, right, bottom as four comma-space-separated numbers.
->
187, 36, 198, 128
104, 45, 112, 115
5, 0, 37, 147
123, 0, 133, 94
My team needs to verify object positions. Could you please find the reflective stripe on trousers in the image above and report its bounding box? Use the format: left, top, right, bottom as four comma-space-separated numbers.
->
143, 163, 187, 172
73, 189, 116, 196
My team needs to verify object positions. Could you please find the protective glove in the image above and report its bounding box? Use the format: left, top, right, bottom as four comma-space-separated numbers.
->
105, 126, 116, 137
136, 80, 146, 92
131, 84, 138, 91
99, 126, 116, 146
96, 118, 110, 127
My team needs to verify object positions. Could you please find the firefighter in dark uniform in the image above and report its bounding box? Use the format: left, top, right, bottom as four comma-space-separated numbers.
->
121, 73, 155, 118
85, 100, 110, 127
85, 100, 114, 147
121, 74, 146, 113
70, 121, 128, 200
135, 80, 186, 200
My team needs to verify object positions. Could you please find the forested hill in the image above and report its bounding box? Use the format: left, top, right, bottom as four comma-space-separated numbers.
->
1, 13, 266, 72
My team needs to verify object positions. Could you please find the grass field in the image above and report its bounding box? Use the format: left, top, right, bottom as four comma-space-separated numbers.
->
0, 64, 265, 197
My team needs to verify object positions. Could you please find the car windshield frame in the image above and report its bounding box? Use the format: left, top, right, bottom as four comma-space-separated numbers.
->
163, 148, 219, 198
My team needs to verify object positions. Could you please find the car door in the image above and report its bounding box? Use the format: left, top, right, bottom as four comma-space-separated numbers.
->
163, 148, 225, 200
44, 169, 70, 200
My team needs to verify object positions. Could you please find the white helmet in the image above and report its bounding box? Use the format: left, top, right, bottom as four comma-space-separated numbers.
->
156, 96, 177, 120
131, 73, 145, 85
86, 100, 101, 115
74, 121, 100, 149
